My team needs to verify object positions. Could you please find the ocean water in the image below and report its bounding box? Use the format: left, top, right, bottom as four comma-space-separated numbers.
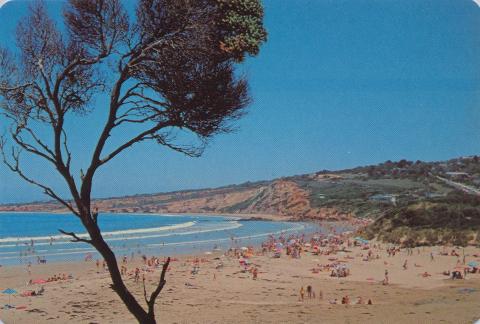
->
0, 212, 322, 265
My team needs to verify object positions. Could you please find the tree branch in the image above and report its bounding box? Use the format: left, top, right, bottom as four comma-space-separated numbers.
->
153, 134, 205, 158
11, 126, 56, 165
58, 228, 92, 243
0, 138, 79, 216
99, 121, 173, 166
147, 257, 170, 315
143, 276, 149, 305
24, 126, 56, 158
61, 129, 72, 170
114, 108, 166, 127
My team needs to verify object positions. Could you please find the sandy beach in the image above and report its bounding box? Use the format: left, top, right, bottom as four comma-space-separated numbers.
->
1, 237, 479, 324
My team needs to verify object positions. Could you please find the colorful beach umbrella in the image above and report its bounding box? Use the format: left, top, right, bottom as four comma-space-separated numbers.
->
354, 237, 369, 244
2, 288, 17, 305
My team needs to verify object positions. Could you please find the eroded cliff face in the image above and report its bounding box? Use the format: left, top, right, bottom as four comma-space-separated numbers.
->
0, 180, 350, 220
230, 180, 350, 220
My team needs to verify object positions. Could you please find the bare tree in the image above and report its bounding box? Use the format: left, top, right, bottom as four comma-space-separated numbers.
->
0, 0, 266, 323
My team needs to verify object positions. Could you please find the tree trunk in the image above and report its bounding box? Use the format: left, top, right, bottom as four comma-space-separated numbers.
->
82, 212, 157, 323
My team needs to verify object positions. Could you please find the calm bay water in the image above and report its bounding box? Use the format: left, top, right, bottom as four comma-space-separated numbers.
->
0, 212, 321, 265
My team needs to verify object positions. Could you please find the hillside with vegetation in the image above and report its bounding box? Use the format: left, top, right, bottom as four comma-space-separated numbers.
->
1, 156, 480, 239
359, 192, 480, 246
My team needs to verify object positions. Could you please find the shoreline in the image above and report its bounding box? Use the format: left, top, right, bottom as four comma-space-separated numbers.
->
0, 214, 326, 267
0, 210, 291, 222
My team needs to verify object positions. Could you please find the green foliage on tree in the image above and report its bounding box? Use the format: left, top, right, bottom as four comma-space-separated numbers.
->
216, 0, 267, 61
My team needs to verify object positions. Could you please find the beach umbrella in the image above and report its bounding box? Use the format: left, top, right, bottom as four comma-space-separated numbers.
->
2, 288, 16, 295
355, 238, 369, 244
2, 288, 17, 305
468, 261, 478, 268
240, 247, 248, 251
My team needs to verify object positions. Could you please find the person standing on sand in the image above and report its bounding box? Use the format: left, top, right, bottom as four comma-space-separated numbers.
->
306, 285, 312, 299
134, 268, 140, 283
299, 286, 305, 301
403, 260, 408, 270
430, 252, 434, 262
384, 269, 389, 285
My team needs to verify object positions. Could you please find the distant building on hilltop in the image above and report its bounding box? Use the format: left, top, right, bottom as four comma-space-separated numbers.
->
425, 192, 446, 198
445, 172, 470, 180
369, 194, 397, 205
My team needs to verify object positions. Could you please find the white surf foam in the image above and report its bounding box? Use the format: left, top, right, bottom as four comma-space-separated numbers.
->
147, 223, 306, 247
0, 221, 196, 243
102, 221, 242, 242
0, 221, 241, 248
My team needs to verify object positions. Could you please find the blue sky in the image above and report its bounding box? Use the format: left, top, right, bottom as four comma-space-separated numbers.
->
0, 0, 479, 203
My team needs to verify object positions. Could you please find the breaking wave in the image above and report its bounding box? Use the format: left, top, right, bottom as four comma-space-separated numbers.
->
0, 221, 197, 244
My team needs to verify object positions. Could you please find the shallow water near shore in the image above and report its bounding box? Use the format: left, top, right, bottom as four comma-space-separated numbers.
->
0, 212, 333, 265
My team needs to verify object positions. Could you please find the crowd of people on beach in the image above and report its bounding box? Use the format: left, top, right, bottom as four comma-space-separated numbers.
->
7, 219, 479, 315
